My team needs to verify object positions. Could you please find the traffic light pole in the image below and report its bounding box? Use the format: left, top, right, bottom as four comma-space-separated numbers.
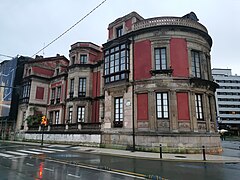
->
41, 125, 44, 147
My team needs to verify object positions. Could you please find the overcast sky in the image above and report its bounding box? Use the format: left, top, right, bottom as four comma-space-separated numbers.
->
0, 0, 240, 74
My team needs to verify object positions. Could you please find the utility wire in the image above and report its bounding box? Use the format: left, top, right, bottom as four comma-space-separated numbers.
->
32, 0, 107, 58
0, 54, 14, 58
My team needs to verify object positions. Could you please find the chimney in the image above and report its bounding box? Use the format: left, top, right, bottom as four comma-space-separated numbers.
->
35, 55, 43, 59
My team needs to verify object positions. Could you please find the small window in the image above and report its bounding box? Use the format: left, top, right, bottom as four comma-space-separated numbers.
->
80, 55, 87, 64
77, 106, 85, 122
78, 78, 86, 97
195, 94, 204, 120
191, 51, 201, 78
56, 86, 61, 103
35, 87, 44, 100
114, 97, 123, 127
68, 107, 73, 123
56, 68, 59, 75
55, 111, 60, 124
116, 26, 123, 37
70, 79, 74, 98
50, 88, 55, 104
154, 48, 167, 70
71, 56, 75, 65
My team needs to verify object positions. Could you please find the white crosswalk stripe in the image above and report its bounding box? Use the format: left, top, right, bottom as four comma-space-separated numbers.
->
0, 147, 67, 159
41, 147, 65, 152
0, 152, 13, 158
28, 148, 55, 153
6, 151, 28, 156
17, 149, 43, 155
48, 145, 71, 148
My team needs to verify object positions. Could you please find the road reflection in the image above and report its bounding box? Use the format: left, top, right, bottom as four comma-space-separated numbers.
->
35, 161, 44, 179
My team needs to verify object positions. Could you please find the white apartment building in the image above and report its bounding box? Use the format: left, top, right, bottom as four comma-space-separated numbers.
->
212, 68, 240, 135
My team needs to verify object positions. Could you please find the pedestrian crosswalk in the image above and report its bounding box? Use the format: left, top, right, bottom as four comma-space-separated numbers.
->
0, 147, 67, 159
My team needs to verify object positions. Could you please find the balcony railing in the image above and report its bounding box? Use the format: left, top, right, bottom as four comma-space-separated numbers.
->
56, 98, 60, 104
133, 17, 208, 33
50, 99, 55, 105
27, 125, 39, 131
50, 124, 65, 131
26, 122, 101, 133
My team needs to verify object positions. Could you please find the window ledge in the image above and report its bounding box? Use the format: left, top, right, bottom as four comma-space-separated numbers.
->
150, 69, 173, 76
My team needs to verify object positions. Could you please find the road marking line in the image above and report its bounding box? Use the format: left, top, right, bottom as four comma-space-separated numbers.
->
67, 174, 81, 178
6, 151, 28, 156
29, 148, 55, 153
17, 150, 43, 155
44, 167, 54, 172
26, 163, 34, 166
48, 145, 71, 148
42, 147, 65, 152
0, 152, 13, 158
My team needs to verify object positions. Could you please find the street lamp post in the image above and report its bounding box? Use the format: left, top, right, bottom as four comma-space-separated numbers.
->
40, 116, 47, 146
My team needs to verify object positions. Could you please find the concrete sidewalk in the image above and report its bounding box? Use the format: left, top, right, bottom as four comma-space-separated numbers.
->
2, 140, 240, 163
71, 146, 240, 163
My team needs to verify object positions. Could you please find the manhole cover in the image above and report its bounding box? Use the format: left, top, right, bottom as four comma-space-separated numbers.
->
175, 155, 187, 158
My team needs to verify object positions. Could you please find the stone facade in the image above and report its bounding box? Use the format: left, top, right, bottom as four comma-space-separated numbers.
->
101, 11, 221, 153
15, 12, 221, 153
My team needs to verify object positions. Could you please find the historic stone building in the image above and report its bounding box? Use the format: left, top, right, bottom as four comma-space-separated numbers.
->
16, 55, 69, 131
66, 42, 103, 125
15, 12, 221, 153
101, 11, 220, 152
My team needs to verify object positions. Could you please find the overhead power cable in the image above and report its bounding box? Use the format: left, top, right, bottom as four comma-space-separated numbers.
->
0, 54, 14, 58
32, 0, 107, 58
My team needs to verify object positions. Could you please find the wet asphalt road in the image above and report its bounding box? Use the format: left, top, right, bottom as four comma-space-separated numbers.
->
0, 141, 240, 180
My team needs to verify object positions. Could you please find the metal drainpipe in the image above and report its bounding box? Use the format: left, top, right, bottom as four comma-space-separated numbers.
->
131, 36, 135, 152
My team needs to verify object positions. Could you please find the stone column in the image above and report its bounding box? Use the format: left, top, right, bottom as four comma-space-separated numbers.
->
189, 92, 198, 132
103, 91, 112, 129
148, 91, 156, 130
170, 90, 178, 132
210, 95, 218, 132
72, 104, 77, 124
203, 94, 211, 132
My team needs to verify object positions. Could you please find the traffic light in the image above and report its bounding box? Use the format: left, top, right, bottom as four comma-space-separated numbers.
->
41, 116, 47, 126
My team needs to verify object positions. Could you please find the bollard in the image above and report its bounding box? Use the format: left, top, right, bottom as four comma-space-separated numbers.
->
160, 144, 162, 159
202, 145, 206, 161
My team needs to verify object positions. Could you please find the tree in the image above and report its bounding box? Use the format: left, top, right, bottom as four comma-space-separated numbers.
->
24, 106, 43, 126
25, 114, 43, 126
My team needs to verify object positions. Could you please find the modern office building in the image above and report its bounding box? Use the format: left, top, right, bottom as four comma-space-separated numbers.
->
15, 11, 221, 153
212, 68, 240, 136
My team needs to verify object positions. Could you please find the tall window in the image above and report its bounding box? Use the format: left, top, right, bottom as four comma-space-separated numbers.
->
68, 107, 73, 123
154, 48, 167, 70
50, 88, 55, 104
156, 92, 169, 119
55, 111, 60, 124
56, 86, 61, 103
21, 81, 31, 102
104, 44, 129, 83
49, 111, 53, 124
71, 56, 75, 65
80, 55, 87, 64
208, 96, 213, 121
78, 78, 86, 97
114, 97, 123, 127
191, 51, 201, 78
195, 94, 203, 120
70, 79, 74, 98
116, 26, 123, 37
77, 106, 85, 122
